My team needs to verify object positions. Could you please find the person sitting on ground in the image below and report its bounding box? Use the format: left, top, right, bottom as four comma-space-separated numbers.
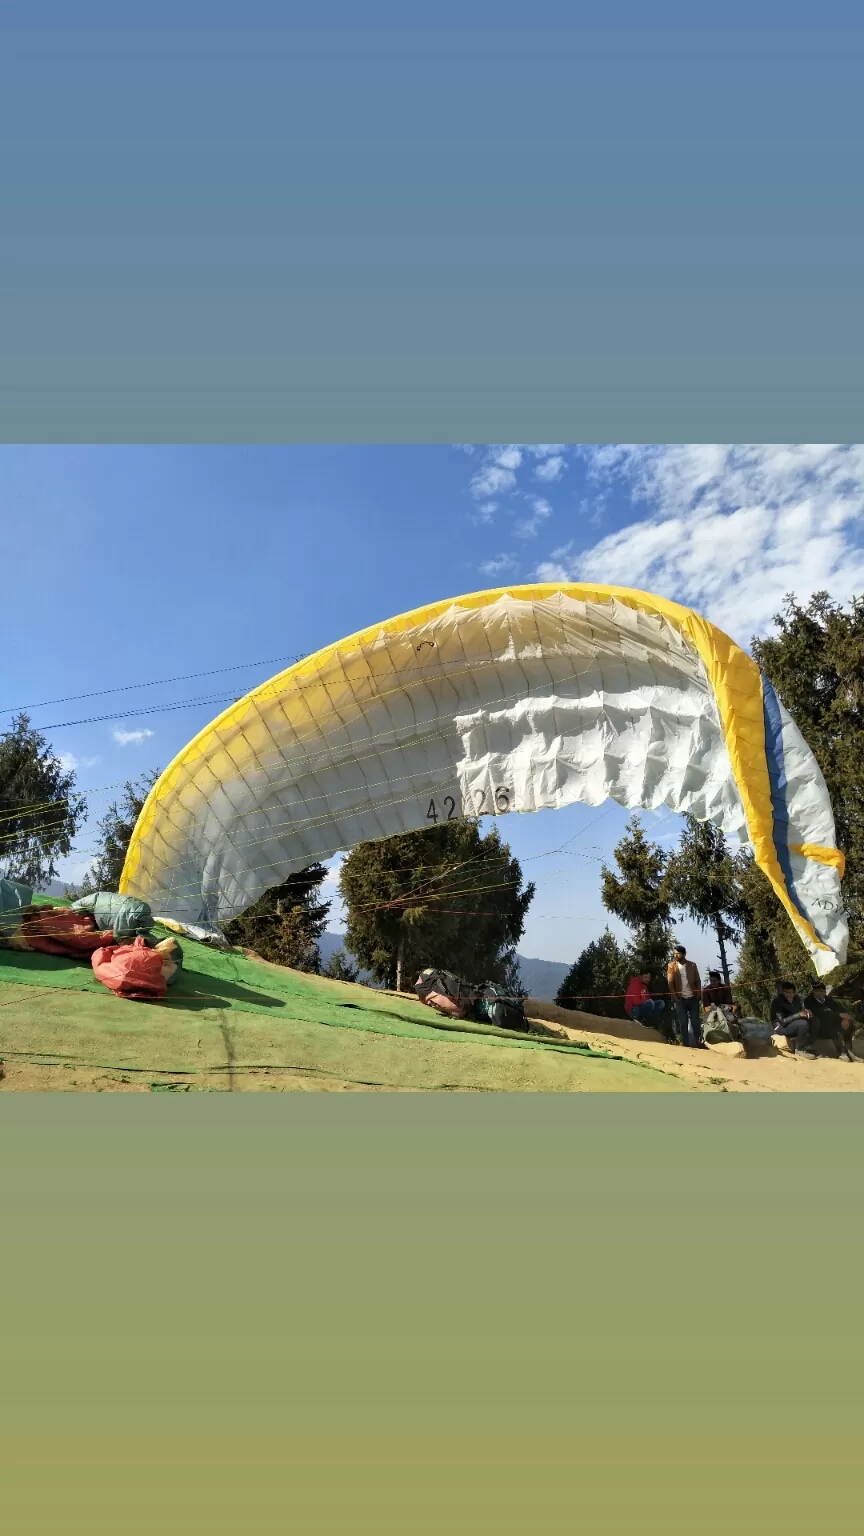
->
800, 982, 860, 1064
769, 981, 814, 1057
702, 970, 733, 1009
666, 945, 705, 1048
624, 971, 669, 1036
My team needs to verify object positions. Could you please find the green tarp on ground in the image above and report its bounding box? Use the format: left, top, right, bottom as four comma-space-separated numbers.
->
0, 899, 686, 1091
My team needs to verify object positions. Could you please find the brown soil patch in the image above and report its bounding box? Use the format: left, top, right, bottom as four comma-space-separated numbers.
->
521, 998, 864, 1093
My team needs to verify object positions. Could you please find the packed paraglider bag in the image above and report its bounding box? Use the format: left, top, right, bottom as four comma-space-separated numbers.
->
91, 934, 183, 1001
0, 877, 34, 946
472, 985, 526, 1033
0, 883, 115, 956
702, 1005, 742, 1046
414, 968, 472, 1017
415, 969, 526, 1032
70, 890, 153, 939
17, 906, 114, 957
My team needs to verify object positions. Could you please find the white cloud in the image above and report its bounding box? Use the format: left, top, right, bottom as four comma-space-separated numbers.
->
515, 497, 553, 539
479, 553, 518, 579
471, 463, 517, 499
113, 728, 155, 746
534, 454, 565, 483
321, 855, 345, 889
465, 444, 572, 514
58, 752, 101, 773
538, 444, 864, 641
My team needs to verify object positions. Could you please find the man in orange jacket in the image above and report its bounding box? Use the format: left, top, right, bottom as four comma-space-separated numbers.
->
666, 945, 705, 1048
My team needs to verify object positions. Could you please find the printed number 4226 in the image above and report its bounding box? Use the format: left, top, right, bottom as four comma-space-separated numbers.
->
425, 787, 512, 823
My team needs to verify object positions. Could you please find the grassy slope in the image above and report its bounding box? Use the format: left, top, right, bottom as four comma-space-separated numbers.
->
0, 903, 685, 1093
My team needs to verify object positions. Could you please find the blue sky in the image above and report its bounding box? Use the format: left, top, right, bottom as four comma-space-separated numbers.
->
3, 443, 862, 971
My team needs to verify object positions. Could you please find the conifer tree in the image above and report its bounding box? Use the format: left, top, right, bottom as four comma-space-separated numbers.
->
339, 820, 534, 991
556, 927, 630, 1018
0, 713, 86, 888
323, 949, 360, 983
665, 813, 748, 985
224, 865, 331, 972
600, 815, 672, 982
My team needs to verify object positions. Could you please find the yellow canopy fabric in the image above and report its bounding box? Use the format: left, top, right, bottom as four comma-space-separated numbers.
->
120, 584, 847, 974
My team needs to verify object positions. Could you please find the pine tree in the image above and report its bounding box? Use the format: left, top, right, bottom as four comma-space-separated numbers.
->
339, 820, 534, 991
323, 949, 360, 984
556, 927, 630, 1018
600, 815, 672, 983
224, 865, 331, 972
81, 770, 160, 893
665, 813, 749, 985
0, 712, 86, 888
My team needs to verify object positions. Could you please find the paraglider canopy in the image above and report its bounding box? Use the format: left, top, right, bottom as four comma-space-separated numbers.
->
120, 584, 847, 975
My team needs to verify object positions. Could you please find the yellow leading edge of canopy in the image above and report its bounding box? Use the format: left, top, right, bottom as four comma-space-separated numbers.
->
120, 583, 840, 953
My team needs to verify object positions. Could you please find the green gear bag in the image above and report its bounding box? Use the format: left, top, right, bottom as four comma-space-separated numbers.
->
0, 877, 34, 939
70, 890, 153, 938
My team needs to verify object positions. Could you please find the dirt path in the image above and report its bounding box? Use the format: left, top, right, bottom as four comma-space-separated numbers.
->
522, 999, 864, 1093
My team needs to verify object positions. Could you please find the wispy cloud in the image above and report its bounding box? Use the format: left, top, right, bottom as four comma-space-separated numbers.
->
464, 444, 568, 533
478, 553, 518, 579
471, 462, 517, 499
534, 454, 565, 483
515, 497, 552, 539
536, 444, 864, 640
58, 752, 101, 773
113, 728, 155, 746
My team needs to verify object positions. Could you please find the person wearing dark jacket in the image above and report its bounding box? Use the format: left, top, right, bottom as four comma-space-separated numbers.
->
801, 984, 859, 1064
702, 971, 733, 1009
769, 982, 814, 1058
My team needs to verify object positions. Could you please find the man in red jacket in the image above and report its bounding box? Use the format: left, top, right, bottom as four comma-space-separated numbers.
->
624, 971, 669, 1038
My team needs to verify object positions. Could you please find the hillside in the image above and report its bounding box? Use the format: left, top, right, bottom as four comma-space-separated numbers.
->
0, 907, 681, 1094
4, 905, 861, 1093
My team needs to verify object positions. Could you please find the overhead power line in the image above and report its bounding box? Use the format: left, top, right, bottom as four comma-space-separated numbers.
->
0, 653, 303, 718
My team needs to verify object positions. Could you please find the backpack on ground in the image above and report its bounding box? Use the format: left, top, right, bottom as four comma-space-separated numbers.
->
414, 968, 477, 1018
472, 983, 526, 1033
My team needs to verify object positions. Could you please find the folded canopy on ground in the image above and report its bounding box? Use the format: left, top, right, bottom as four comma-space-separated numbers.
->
119, 583, 848, 975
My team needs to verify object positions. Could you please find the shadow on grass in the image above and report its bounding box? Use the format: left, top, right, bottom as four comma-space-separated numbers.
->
0, 950, 87, 975
156, 974, 288, 1011
1, 950, 286, 1012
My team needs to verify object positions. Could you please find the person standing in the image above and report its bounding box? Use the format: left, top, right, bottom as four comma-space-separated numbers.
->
667, 945, 704, 1048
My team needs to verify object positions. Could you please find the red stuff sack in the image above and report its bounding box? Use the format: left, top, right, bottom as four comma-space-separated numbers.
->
91, 935, 168, 1001
20, 906, 114, 958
